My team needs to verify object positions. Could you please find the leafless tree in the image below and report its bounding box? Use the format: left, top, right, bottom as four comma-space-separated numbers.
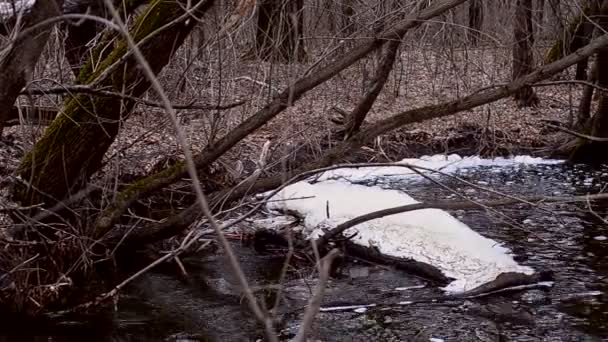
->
512, 0, 540, 107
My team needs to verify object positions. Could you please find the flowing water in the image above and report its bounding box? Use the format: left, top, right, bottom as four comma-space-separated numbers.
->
2, 162, 607, 341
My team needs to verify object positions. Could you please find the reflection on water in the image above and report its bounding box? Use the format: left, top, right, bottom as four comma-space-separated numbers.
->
1, 163, 607, 341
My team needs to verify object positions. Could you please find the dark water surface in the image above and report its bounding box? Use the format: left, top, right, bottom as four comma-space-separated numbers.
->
2, 162, 607, 341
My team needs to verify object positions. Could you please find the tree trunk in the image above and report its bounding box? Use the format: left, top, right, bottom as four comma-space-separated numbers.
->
342, 39, 401, 138
63, 0, 148, 76
572, 1, 602, 80
0, 0, 64, 135
253, 0, 307, 62
537, 0, 545, 30
575, 61, 598, 129
569, 0, 608, 163
64, 20, 101, 76
14, 0, 215, 207
544, 0, 601, 81
468, 0, 483, 45
512, 0, 540, 107
548, 0, 563, 37
341, 0, 355, 36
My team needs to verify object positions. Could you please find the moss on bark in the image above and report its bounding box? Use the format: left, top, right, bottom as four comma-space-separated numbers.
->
15, 0, 214, 207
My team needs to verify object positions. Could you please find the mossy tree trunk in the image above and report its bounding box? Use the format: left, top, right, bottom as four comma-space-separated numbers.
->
254, 0, 306, 62
14, 0, 215, 207
512, 0, 540, 107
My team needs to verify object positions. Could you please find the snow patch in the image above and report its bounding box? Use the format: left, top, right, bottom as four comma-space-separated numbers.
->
319, 304, 376, 312
398, 301, 414, 305
264, 155, 554, 292
317, 154, 563, 183
267, 179, 534, 293
395, 285, 426, 291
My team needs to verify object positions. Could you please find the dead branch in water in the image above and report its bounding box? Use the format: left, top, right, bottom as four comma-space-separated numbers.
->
294, 248, 341, 342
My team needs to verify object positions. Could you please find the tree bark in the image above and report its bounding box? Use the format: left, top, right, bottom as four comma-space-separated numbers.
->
512, 0, 540, 107
575, 61, 598, 129
573, 1, 602, 80
63, 0, 149, 76
341, 0, 355, 36
537, 0, 545, 25
548, 0, 563, 37
253, 0, 306, 62
569, 0, 608, 163
342, 39, 401, 138
14, 0, 215, 207
468, 0, 483, 45
544, 0, 601, 81
0, 0, 64, 135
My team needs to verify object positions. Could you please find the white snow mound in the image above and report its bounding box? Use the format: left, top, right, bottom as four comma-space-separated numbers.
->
267, 180, 534, 293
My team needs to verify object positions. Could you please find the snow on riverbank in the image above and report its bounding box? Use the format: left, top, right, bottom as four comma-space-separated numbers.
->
317, 154, 563, 183
266, 155, 557, 293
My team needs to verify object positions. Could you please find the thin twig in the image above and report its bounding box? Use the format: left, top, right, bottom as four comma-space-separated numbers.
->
294, 248, 340, 342
545, 122, 608, 142
22, 85, 247, 110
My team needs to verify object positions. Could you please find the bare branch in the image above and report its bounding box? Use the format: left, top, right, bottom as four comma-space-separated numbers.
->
294, 248, 341, 342
22, 85, 247, 110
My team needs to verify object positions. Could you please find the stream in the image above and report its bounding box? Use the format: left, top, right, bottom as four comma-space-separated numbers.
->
1, 160, 607, 341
